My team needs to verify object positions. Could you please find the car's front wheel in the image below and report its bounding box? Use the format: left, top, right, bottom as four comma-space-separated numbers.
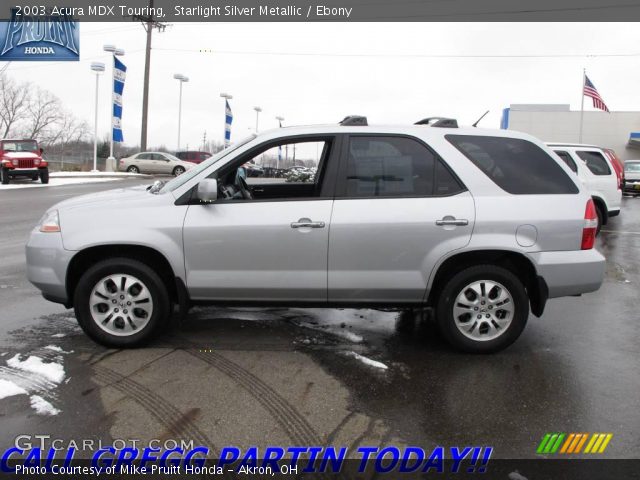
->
73, 258, 170, 347
436, 265, 529, 353
0, 167, 9, 185
40, 168, 49, 184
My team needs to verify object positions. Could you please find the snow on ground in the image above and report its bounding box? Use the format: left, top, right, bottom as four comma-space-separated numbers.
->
0, 379, 28, 399
6, 354, 65, 383
0, 177, 125, 190
345, 351, 389, 370
29, 395, 61, 415
51, 333, 66, 338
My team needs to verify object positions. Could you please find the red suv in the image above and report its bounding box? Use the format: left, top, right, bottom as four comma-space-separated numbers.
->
175, 151, 211, 164
0, 139, 49, 185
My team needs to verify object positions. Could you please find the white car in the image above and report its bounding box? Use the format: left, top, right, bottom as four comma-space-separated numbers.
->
119, 152, 195, 176
547, 143, 622, 232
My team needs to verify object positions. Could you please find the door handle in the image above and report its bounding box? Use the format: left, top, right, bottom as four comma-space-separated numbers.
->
291, 218, 325, 229
436, 217, 469, 226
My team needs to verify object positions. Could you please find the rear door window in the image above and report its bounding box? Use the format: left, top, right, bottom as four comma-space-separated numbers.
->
553, 150, 578, 173
341, 136, 465, 198
576, 151, 612, 176
446, 135, 578, 194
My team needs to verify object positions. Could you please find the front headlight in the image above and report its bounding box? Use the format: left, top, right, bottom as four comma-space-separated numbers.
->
39, 210, 60, 233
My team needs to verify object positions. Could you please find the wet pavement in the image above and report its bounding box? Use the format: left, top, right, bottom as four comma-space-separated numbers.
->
0, 179, 639, 462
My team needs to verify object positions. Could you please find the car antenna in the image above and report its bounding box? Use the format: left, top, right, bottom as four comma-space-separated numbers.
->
472, 110, 490, 127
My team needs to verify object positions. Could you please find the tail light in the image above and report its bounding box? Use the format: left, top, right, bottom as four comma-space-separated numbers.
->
605, 150, 623, 190
581, 199, 598, 250
119, 159, 125, 165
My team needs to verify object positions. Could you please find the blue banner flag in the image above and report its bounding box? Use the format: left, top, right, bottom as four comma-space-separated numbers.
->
225, 100, 233, 147
112, 57, 126, 143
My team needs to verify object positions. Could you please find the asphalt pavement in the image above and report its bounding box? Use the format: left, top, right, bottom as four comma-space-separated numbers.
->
0, 178, 638, 465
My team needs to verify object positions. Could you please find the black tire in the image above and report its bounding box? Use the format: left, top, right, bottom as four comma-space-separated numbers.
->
436, 265, 529, 353
1, 167, 9, 185
127, 165, 140, 174
73, 258, 170, 348
39, 168, 49, 184
32, 175, 39, 181
173, 166, 185, 176
595, 204, 604, 234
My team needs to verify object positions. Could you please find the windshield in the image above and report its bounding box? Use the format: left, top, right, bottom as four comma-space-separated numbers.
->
2, 140, 38, 152
625, 162, 640, 173
158, 134, 256, 193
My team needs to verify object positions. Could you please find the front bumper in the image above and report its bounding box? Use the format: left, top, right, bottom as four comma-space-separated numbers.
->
6, 167, 46, 176
623, 181, 640, 193
529, 249, 605, 298
25, 230, 75, 306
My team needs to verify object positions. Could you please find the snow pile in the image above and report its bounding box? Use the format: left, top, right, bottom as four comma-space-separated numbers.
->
0, 379, 28, 399
29, 395, 61, 416
7, 354, 65, 384
345, 351, 388, 370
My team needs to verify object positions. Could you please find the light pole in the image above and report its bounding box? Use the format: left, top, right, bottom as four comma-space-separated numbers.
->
103, 45, 124, 171
173, 73, 189, 151
220, 93, 233, 148
90, 62, 105, 173
254, 106, 262, 133
275, 116, 284, 170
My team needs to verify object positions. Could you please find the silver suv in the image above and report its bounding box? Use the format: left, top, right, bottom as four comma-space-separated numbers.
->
26, 117, 605, 353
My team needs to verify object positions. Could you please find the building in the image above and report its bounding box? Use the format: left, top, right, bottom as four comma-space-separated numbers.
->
501, 104, 640, 160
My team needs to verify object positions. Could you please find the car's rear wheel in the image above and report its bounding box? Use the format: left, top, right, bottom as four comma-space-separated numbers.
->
173, 166, 185, 176
74, 258, 170, 347
127, 165, 140, 174
436, 265, 529, 353
1, 167, 9, 185
39, 168, 49, 184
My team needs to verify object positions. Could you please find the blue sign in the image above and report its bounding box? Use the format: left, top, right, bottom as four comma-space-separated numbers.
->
0, 9, 79, 61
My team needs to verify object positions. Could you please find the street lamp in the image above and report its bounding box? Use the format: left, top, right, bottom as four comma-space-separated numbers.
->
90, 62, 105, 173
220, 93, 233, 148
103, 45, 124, 171
275, 116, 284, 169
254, 106, 262, 133
173, 73, 189, 151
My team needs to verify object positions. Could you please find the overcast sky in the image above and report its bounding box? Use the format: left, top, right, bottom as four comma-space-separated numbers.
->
5, 22, 640, 151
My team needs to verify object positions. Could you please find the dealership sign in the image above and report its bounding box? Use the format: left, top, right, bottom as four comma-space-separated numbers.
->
0, 9, 79, 61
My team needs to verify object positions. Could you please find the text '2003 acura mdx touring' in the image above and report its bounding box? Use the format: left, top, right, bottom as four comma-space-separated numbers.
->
26, 117, 605, 353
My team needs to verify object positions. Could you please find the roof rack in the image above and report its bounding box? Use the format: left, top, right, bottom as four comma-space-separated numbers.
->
340, 115, 368, 126
415, 117, 458, 128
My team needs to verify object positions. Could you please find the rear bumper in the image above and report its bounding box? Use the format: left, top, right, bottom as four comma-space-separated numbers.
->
25, 230, 74, 306
529, 249, 605, 298
623, 181, 640, 193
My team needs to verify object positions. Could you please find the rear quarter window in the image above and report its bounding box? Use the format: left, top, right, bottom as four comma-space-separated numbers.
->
576, 151, 612, 176
446, 135, 579, 194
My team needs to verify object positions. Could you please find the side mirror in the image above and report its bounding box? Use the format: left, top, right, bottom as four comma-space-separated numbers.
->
197, 178, 218, 203
39, 147, 44, 155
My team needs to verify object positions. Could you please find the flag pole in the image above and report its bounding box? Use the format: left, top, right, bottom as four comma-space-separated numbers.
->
579, 68, 586, 143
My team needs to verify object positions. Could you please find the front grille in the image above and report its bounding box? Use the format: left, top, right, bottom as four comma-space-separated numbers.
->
18, 158, 34, 168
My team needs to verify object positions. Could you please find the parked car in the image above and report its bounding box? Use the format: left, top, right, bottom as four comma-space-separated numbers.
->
27, 118, 604, 353
175, 151, 212, 164
623, 160, 640, 195
0, 138, 49, 185
547, 143, 622, 232
603, 148, 625, 190
119, 152, 194, 176
243, 163, 264, 177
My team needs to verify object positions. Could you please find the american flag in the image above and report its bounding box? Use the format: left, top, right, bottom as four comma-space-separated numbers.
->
584, 75, 610, 112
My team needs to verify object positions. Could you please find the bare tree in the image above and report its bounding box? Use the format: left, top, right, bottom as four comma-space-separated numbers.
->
0, 74, 30, 138
25, 87, 62, 140
46, 111, 89, 148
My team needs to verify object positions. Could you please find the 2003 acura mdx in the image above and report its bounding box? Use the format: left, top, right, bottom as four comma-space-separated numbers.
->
26, 117, 605, 353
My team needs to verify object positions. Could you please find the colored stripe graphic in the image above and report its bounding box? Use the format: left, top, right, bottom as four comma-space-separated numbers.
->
538, 433, 613, 454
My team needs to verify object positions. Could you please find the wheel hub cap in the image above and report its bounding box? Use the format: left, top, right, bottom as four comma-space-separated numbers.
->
89, 274, 153, 337
452, 280, 514, 342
